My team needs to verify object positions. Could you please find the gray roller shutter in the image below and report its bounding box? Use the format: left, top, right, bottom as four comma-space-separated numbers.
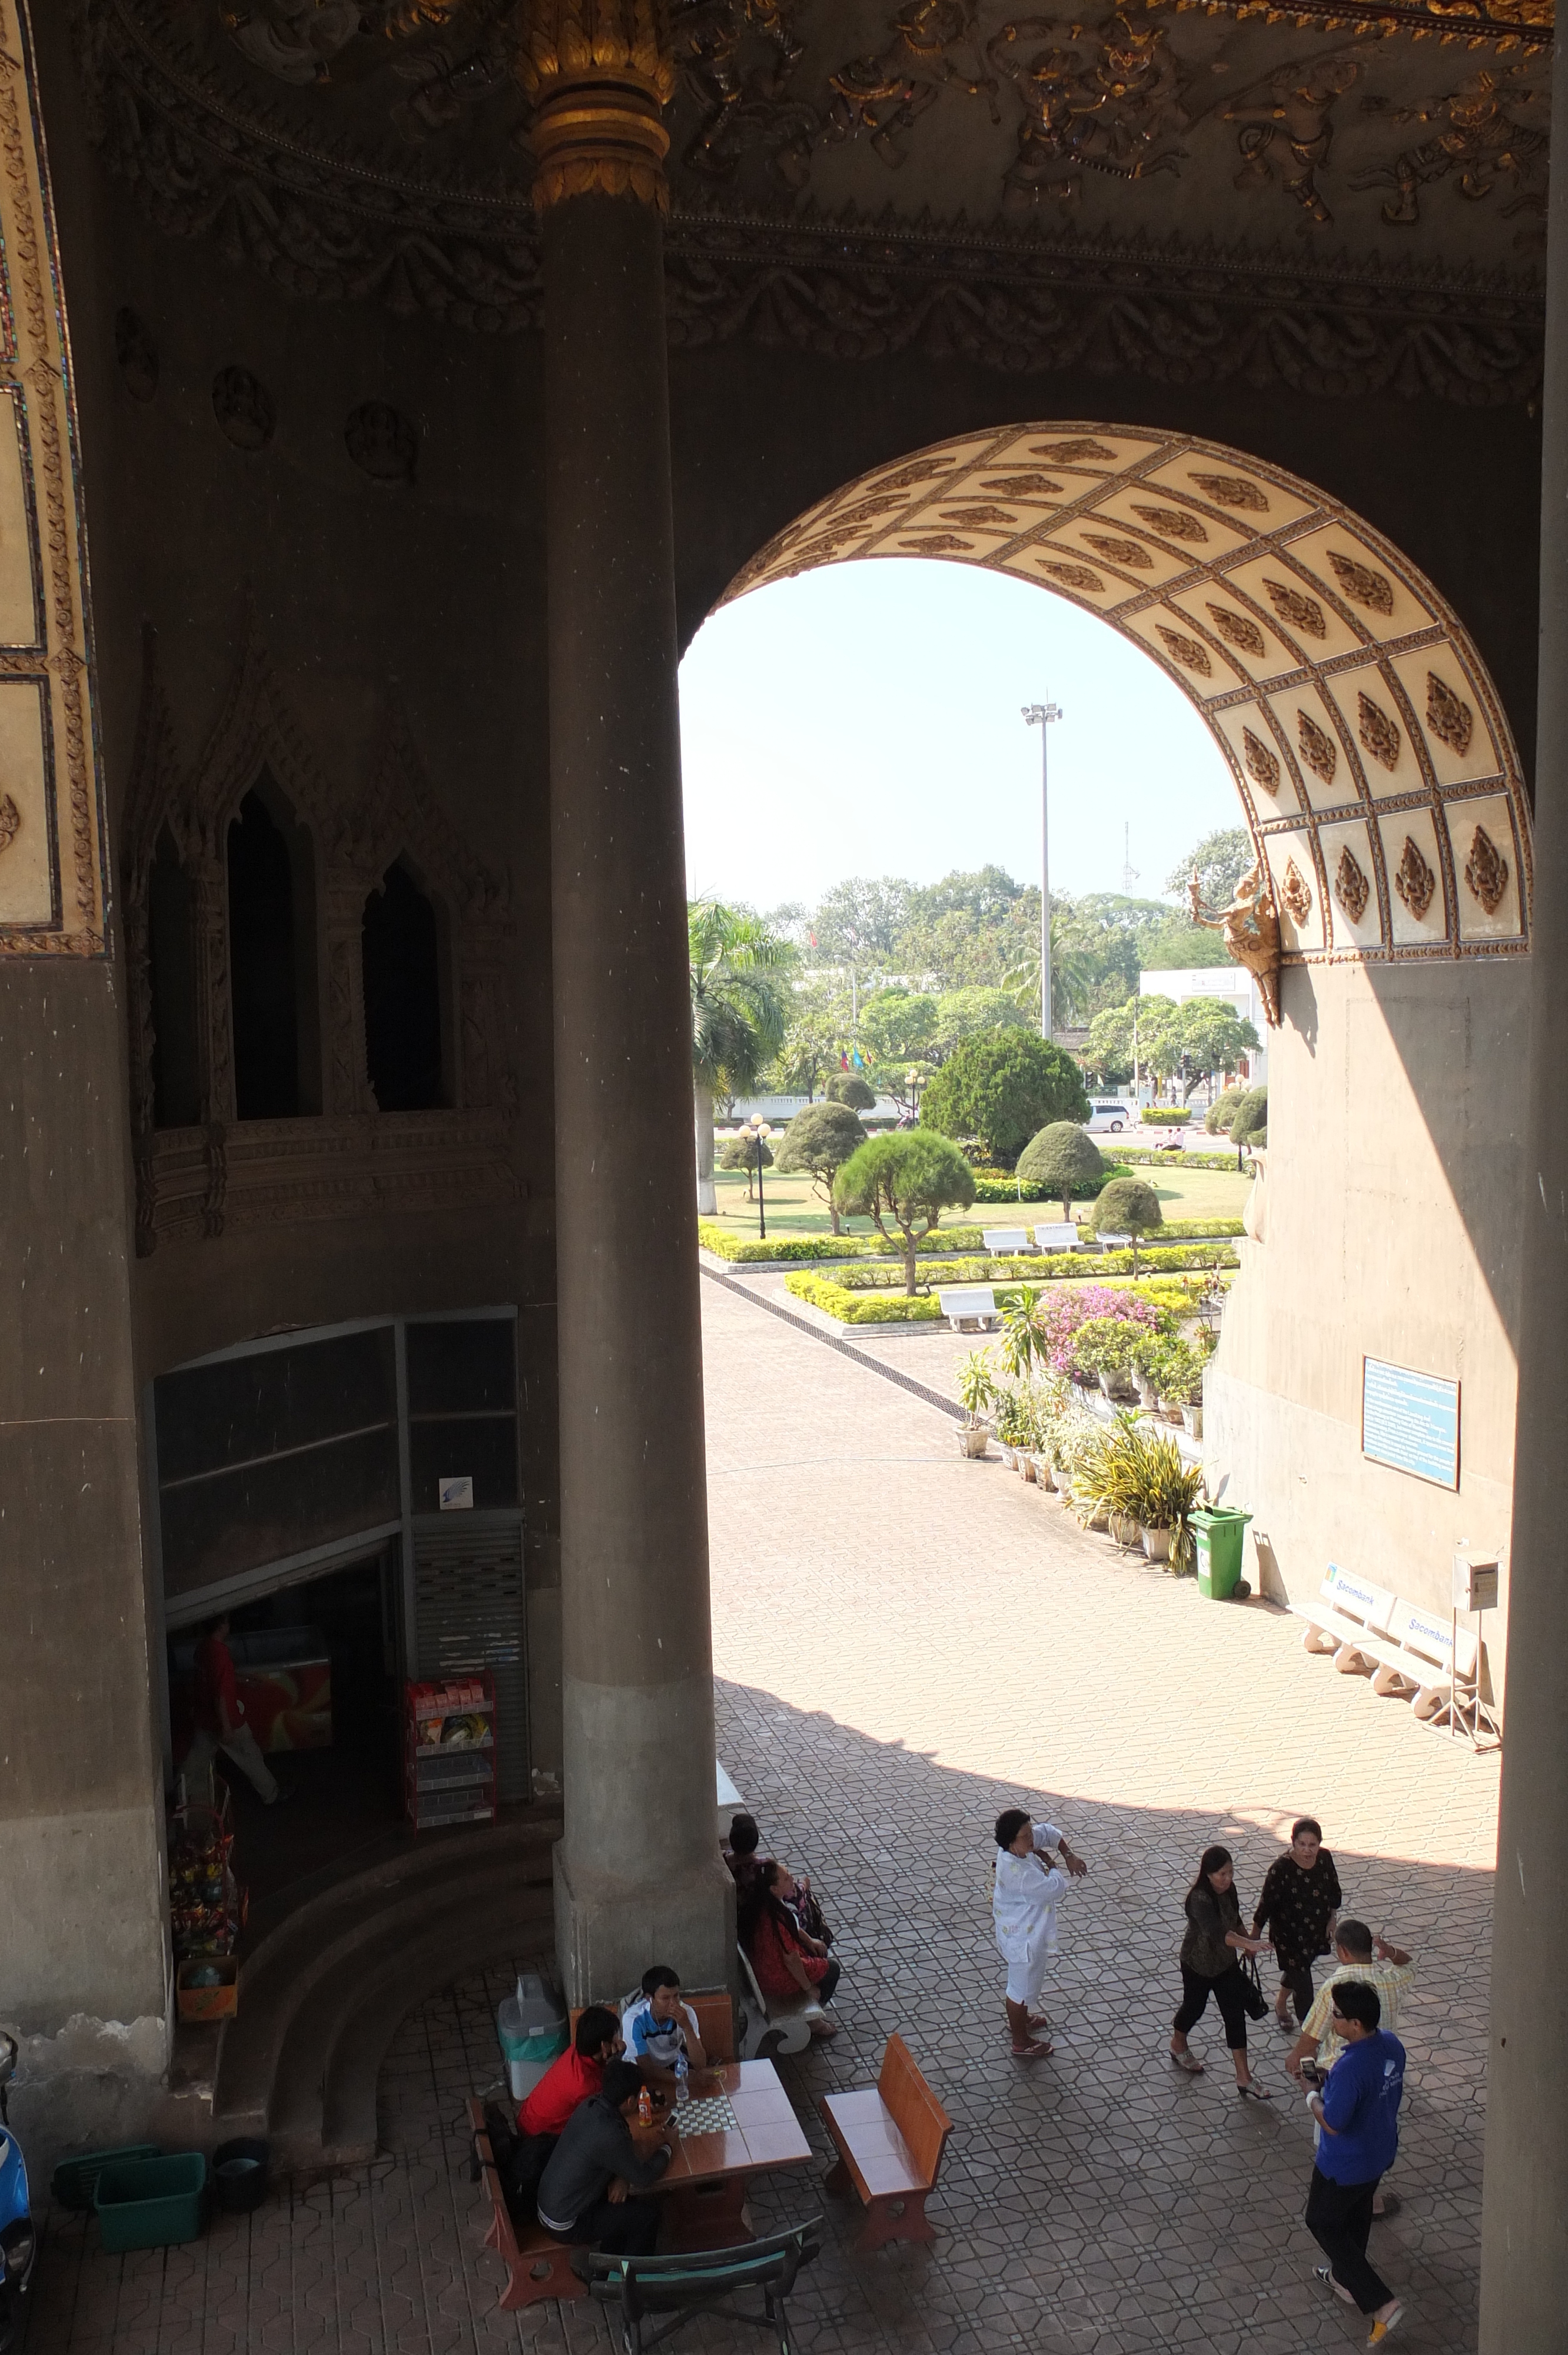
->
413, 1521, 529, 1803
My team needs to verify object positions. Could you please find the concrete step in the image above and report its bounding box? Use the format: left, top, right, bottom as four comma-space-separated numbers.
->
214, 1810, 560, 2154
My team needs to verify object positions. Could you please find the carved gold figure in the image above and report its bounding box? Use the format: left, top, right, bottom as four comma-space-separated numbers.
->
1188, 859, 1283, 1027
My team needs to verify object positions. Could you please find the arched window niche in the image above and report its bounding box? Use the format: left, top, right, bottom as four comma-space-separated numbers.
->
361, 855, 451, 1112
227, 772, 322, 1120
148, 824, 199, 1130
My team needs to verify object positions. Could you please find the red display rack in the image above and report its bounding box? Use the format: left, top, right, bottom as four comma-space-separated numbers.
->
403, 1672, 497, 1831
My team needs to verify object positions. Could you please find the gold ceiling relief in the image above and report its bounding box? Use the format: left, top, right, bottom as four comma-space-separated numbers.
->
1328, 551, 1395, 616
1335, 845, 1371, 924
1210, 605, 1267, 656
515, 0, 676, 211
1243, 727, 1281, 792
1297, 709, 1338, 785
1357, 692, 1401, 771
1393, 834, 1437, 920
720, 421, 1530, 970
1465, 824, 1509, 914
1427, 671, 1475, 754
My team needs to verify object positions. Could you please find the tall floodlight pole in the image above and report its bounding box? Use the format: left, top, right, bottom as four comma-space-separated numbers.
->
1022, 700, 1064, 1039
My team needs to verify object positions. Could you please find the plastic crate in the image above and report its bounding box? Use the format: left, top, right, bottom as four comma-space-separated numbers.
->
50, 2144, 160, 2212
94, 2152, 208, 2251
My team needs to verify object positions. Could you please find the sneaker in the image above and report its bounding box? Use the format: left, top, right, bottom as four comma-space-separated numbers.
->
1367, 2306, 1405, 2344
1314, 2267, 1356, 2308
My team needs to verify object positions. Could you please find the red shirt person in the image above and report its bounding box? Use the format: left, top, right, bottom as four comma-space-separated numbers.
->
741, 1860, 842, 2041
184, 1613, 280, 1805
518, 2005, 622, 2137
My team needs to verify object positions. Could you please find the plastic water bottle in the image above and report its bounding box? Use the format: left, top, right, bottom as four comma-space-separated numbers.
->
675, 2049, 690, 2108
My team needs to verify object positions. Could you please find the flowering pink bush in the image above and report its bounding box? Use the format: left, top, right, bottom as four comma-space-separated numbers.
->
1040, 1285, 1163, 1374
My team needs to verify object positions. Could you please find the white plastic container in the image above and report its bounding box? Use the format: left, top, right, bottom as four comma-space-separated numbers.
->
499, 1974, 567, 2102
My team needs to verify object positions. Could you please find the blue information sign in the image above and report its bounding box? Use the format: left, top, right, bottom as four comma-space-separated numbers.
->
1361, 1357, 1460, 1490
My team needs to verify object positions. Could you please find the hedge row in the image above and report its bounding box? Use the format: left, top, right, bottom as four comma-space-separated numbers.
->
785, 1269, 1224, 1326
698, 1216, 1241, 1265
1082, 1216, 1243, 1240
1140, 1109, 1189, 1126
1107, 1145, 1242, 1172
826, 1244, 1238, 1291
971, 1166, 1129, 1204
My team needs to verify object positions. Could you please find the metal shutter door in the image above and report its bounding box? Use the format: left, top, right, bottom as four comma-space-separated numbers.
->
413, 1522, 529, 1803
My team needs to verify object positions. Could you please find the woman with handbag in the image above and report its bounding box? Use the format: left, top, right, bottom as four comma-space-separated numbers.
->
1251, 1816, 1341, 2031
1170, 1845, 1275, 2099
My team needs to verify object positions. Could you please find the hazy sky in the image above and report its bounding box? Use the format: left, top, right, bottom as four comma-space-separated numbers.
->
679, 556, 1243, 911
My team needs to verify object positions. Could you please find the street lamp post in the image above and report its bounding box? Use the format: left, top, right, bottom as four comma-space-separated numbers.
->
743, 1116, 773, 1239
1021, 699, 1064, 1041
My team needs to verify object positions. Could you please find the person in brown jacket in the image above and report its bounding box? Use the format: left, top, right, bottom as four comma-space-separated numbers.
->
1169, 1844, 1274, 2099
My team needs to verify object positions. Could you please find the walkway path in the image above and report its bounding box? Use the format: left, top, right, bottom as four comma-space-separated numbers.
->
23, 1271, 1496, 2354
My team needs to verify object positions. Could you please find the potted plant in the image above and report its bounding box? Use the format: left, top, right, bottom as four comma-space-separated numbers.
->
1072, 1318, 1140, 1402
1132, 1435, 1205, 1564
956, 1351, 997, 1458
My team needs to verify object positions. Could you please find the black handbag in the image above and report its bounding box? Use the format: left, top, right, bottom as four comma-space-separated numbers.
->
1237, 1952, 1270, 2022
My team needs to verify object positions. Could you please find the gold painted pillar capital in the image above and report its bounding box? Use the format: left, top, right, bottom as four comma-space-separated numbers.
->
517, 0, 675, 212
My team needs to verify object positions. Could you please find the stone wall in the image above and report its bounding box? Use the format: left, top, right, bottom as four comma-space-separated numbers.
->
1206, 954, 1524, 1700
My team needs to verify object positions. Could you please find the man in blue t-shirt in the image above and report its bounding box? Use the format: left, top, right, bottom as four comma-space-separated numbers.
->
1304, 1979, 1406, 2344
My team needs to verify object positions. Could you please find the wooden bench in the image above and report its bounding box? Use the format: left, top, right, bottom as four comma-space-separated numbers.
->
1293, 1564, 1480, 1722
577, 2220, 822, 2354
820, 2033, 951, 2253
981, 1228, 1033, 1255
736, 1945, 819, 2060
938, 1285, 999, 1332
467, 2096, 586, 2312
1033, 1222, 1079, 1252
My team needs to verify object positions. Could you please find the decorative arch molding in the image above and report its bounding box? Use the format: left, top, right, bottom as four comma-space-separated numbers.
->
121, 616, 519, 1253
723, 423, 1531, 1012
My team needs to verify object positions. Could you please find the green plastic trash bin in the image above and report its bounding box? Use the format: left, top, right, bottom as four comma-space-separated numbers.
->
1190, 1506, 1251, 1600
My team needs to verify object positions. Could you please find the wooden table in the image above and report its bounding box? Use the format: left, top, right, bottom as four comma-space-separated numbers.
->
634, 2059, 814, 2250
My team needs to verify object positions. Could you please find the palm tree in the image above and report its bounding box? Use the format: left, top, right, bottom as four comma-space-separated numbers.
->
1002, 910, 1099, 1032
689, 901, 793, 1215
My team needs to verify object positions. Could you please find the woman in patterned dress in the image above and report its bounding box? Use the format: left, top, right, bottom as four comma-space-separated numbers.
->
1252, 1816, 1341, 2031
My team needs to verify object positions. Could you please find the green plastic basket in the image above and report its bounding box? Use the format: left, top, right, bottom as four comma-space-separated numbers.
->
94, 2152, 208, 2251
51, 2144, 160, 2212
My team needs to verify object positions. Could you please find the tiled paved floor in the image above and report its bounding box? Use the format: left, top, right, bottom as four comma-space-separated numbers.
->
24, 1271, 1497, 2353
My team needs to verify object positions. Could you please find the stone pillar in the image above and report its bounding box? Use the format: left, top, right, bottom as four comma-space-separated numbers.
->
1479, 47, 1568, 2349
526, 1, 732, 2001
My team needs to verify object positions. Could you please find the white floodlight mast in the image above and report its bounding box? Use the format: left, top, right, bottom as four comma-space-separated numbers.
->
1022, 700, 1063, 1040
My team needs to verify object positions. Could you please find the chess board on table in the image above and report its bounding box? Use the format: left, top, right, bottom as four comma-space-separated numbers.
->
672, 2091, 739, 2135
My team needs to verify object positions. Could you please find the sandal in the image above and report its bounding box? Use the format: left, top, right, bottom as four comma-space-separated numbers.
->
1168, 2048, 1204, 2074
1026, 2013, 1053, 2032
1011, 2039, 1053, 2061
1237, 2081, 1274, 2101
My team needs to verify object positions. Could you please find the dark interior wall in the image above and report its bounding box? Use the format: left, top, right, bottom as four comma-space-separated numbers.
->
28, 14, 560, 1610
667, 346, 1543, 784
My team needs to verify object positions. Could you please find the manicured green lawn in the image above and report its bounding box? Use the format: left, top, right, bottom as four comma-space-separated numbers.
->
706, 1160, 1251, 1238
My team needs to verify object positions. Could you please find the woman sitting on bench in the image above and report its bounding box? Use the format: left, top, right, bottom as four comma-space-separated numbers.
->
740, 1860, 841, 2039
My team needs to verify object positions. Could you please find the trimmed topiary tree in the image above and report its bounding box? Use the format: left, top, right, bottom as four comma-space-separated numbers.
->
1092, 1175, 1164, 1275
1205, 1086, 1246, 1136
919, 1031, 1089, 1163
719, 1131, 773, 1201
1016, 1120, 1106, 1220
833, 1130, 976, 1295
1229, 1086, 1267, 1147
825, 1070, 876, 1110
774, 1100, 868, 1234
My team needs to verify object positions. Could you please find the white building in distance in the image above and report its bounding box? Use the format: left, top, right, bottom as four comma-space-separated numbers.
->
1141, 964, 1268, 1090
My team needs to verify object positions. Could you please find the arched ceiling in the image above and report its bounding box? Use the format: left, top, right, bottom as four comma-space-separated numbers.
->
721, 423, 1529, 964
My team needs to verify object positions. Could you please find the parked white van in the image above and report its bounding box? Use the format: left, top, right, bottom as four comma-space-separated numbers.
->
1085, 1099, 1137, 1133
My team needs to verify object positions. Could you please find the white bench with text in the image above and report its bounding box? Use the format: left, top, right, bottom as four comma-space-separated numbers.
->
1291, 1561, 1480, 1721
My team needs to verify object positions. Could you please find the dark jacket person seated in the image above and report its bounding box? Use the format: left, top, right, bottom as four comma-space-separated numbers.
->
536, 2058, 673, 2256
501, 2004, 622, 2218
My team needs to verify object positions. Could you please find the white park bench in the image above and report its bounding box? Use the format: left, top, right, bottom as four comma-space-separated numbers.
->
1096, 1231, 1132, 1249
1033, 1222, 1079, 1252
1293, 1563, 1481, 1722
938, 1285, 999, 1332
981, 1228, 1032, 1255
736, 1940, 822, 2060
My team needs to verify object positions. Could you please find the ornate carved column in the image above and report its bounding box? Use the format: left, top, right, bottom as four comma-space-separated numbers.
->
526, 1, 732, 2001
1479, 42, 1568, 2349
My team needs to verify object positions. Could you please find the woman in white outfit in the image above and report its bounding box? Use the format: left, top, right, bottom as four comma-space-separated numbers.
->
992, 1807, 1089, 2059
